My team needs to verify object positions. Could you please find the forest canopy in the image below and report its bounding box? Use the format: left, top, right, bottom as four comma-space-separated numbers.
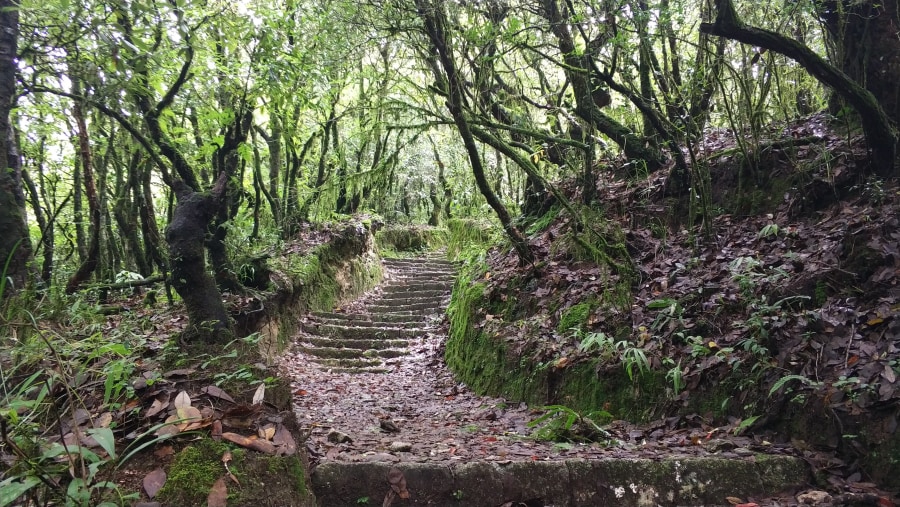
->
0, 0, 896, 336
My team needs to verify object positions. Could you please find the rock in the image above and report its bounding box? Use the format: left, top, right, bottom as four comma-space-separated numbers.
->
327, 429, 353, 443
389, 441, 413, 452
797, 490, 833, 505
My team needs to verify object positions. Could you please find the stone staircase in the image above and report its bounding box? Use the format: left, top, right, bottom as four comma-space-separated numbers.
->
296, 255, 455, 374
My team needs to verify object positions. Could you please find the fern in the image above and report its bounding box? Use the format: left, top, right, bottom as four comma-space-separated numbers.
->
768, 374, 817, 396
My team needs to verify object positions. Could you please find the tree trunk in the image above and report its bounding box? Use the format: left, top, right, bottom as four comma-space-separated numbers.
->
701, 0, 897, 175
416, 0, 533, 265
0, 0, 33, 296
818, 0, 900, 128
65, 78, 102, 293
166, 175, 232, 342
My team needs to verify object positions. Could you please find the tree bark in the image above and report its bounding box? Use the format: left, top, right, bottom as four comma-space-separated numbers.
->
166, 174, 232, 342
65, 78, 103, 293
416, 0, 533, 264
0, 0, 32, 296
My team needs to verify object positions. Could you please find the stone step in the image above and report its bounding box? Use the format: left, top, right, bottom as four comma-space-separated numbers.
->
372, 290, 450, 305
365, 303, 439, 315
302, 323, 427, 340
303, 336, 409, 350
310, 311, 425, 325
381, 282, 453, 294
300, 346, 408, 360
312, 357, 384, 369
326, 366, 389, 374
371, 294, 447, 306
311, 457, 809, 507
383, 258, 456, 268
307, 316, 422, 329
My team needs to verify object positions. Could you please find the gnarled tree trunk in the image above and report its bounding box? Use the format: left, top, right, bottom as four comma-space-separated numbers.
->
166, 175, 231, 342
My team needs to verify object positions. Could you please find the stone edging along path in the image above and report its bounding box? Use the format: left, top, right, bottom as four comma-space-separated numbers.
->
278, 255, 810, 507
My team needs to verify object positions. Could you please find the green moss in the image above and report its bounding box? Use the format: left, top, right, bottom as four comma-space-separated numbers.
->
557, 301, 596, 334
376, 225, 447, 255
158, 439, 237, 505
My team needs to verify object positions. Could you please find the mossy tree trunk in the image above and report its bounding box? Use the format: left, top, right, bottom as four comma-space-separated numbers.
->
166, 175, 232, 342
416, 0, 534, 265
0, 0, 33, 296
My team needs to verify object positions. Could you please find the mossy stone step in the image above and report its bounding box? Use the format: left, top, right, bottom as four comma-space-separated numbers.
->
303, 336, 409, 350
308, 316, 422, 329
375, 289, 449, 299
300, 346, 408, 360
381, 282, 453, 294
310, 311, 425, 324
302, 323, 427, 339
375, 295, 448, 306
365, 305, 435, 315
367, 299, 444, 310
311, 456, 809, 507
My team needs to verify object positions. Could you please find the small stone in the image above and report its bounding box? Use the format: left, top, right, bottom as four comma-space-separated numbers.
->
389, 441, 412, 452
327, 430, 353, 443
797, 490, 833, 505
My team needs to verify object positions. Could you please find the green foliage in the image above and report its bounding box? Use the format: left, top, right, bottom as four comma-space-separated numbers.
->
557, 300, 596, 334
527, 405, 613, 443
446, 218, 498, 262
376, 225, 447, 255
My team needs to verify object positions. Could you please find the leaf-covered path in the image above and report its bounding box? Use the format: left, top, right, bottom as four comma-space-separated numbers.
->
277, 254, 811, 506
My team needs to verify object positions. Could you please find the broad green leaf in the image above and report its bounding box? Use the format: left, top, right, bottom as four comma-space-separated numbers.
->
0, 476, 41, 507
86, 427, 116, 460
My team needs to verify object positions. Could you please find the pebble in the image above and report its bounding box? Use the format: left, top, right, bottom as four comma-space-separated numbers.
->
389, 441, 413, 452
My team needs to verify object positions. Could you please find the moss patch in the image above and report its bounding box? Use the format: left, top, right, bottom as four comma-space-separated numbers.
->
376, 225, 447, 255
158, 439, 238, 505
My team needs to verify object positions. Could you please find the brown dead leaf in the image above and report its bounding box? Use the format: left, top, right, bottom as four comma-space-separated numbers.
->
252, 384, 265, 405
176, 406, 203, 431
726, 497, 744, 505
221, 450, 232, 464
272, 424, 297, 456
146, 395, 169, 418
212, 420, 223, 441
382, 489, 397, 507
164, 368, 196, 378
201, 385, 236, 404
96, 412, 113, 428
153, 445, 175, 458
174, 390, 192, 409
207, 477, 227, 507
142, 468, 166, 499
387, 467, 409, 499
156, 414, 181, 436
221, 432, 277, 454
258, 424, 276, 441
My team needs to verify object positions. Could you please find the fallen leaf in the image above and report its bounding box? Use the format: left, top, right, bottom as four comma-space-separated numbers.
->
252, 384, 265, 405
201, 385, 236, 404
143, 468, 166, 499
272, 424, 297, 456
211, 420, 223, 441
207, 477, 227, 507
146, 395, 169, 418
221, 432, 277, 454
726, 497, 744, 505
387, 467, 409, 499
164, 368, 195, 378
221, 451, 232, 464
258, 424, 276, 441
156, 415, 181, 436
176, 406, 203, 431
174, 391, 192, 409
153, 445, 175, 458
96, 412, 113, 428
382, 489, 397, 507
